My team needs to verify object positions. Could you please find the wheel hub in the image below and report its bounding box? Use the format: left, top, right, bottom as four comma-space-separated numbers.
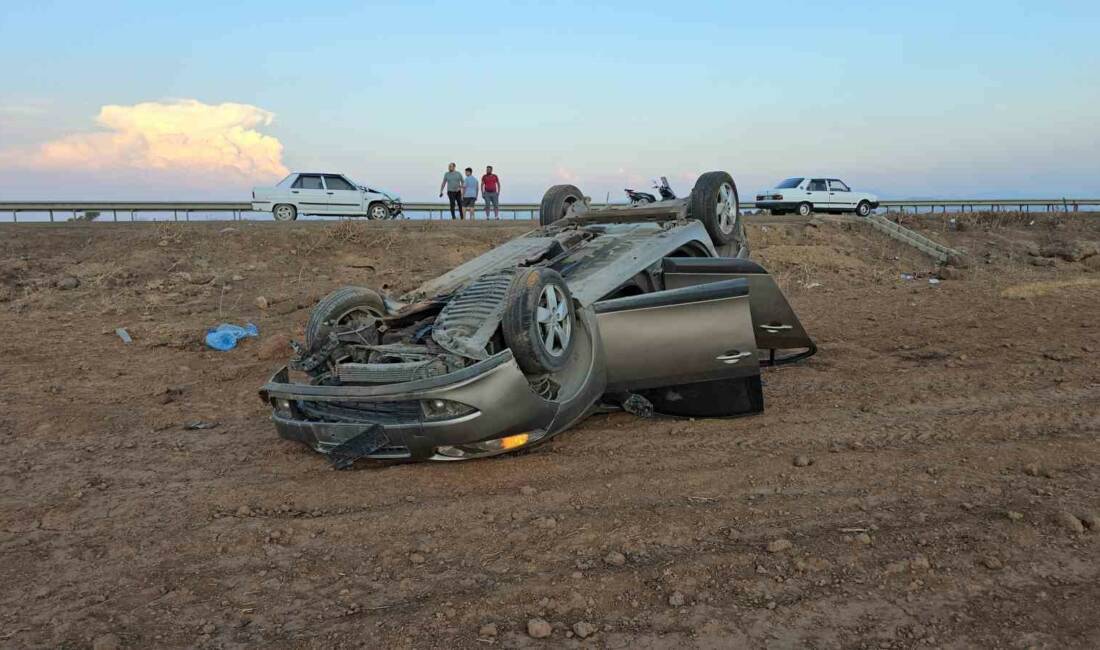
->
716, 182, 737, 234
535, 285, 571, 357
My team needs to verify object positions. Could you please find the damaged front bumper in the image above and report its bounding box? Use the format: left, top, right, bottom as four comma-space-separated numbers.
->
258, 351, 557, 464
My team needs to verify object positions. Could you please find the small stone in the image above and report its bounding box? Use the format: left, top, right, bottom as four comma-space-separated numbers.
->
255, 296, 269, 310
92, 633, 121, 650
1054, 510, 1085, 533
884, 560, 910, 574
855, 533, 872, 545
409, 553, 426, 565
520, 486, 537, 496
532, 516, 557, 529
56, 276, 80, 290
1023, 463, 1041, 477
981, 556, 1003, 570
572, 621, 597, 639
910, 554, 931, 571
604, 551, 626, 566
668, 591, 685, 607
201, 623, 216, 634
793, 455, 813, 468
527, 618, 552, 639
235, 505, 252, 517
766, 538, 793, 553
1080, 512, 1100, 530
1006, 511, 1024, 522
478, 623, 498, 638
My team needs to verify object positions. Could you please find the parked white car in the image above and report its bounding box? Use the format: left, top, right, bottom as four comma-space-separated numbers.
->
252, 173, 403, 221
755, 177, 878, 217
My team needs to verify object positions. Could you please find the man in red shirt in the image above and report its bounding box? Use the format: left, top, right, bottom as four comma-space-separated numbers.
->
480, 165, 501, 220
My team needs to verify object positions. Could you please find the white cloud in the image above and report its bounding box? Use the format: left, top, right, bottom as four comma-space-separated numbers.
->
1, 99, 288, 182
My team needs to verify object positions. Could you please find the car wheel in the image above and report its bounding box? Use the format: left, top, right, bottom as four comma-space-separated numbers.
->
539, 184, 584, 227
305, 286, 387, 352
797, 202, 812, 217
688, 171, 742, 247
273, 204, 298, 222
856, 201, 871, 217
502, 268, 576, 375
367, 202, 391, 220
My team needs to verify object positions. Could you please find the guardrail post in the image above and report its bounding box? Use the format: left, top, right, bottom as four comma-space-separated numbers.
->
12, 211, 17, 223
49, 210, 54, 222
113, 209, 118, 222
185, 210, 190, 221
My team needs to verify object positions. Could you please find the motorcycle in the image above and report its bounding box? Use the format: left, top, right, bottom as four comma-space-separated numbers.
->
625, 176, 676, 205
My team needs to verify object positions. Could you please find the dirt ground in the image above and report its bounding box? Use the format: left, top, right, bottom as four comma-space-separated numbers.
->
2, 213, 1099, 649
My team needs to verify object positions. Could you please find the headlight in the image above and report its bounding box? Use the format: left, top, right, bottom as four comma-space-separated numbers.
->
273, 398, 294, 417
435, 431, 538, 458
420, 399, 477, 421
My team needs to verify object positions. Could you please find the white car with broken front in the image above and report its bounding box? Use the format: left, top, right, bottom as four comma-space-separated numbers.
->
252, 173, 403, 221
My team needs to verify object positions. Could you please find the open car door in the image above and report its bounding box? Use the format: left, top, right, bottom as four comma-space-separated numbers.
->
661, 258, 816, 366
593, 279, 764, 418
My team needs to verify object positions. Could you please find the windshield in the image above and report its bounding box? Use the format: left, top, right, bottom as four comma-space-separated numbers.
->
775, 177, 804, 189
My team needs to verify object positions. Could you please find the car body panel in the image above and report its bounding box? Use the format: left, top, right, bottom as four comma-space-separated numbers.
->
595, 279, 758, 391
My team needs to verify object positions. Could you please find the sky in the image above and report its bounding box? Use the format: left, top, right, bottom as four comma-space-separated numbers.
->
0, 0, 1098, 202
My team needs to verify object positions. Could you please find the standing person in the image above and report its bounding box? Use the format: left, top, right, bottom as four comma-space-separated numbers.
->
462, 167, 479, 220
439, 162, 464, 219
481, 165, 501, 219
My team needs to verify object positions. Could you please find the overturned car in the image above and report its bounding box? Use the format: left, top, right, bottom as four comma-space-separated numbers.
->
260, 171, 816, 467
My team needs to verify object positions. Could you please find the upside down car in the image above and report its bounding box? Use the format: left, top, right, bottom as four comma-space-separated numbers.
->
259, 171, 816, 467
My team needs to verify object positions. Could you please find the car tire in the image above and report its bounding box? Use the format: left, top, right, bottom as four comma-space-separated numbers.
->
367, 202, 391, 220
856, 201, 871, 217
305, 286, 387, 352
539, 184, 584, 227
502, 267, 576, 375
797, 202, 812, 217
273, 204, 298, 222
688, 171, 742, 247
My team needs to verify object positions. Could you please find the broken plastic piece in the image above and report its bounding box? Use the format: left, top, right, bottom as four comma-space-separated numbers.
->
115, 328, 132, 344
205, 322, 259, 351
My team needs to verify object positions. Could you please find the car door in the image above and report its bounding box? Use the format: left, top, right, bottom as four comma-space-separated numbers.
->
806, 178, 829, 209
594, 279, 764, 417
322, 175, 366, 215
290, 174, 328, 215
828, 179, 855, 210
661, 257, 816, 365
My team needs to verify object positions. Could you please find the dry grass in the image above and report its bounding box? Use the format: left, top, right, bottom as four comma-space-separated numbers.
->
1000, 277, 1100, 299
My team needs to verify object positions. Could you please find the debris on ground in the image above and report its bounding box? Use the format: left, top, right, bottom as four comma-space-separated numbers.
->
204, 322, 259, 351
115, 328, 133, 344
184, 421, 219, 430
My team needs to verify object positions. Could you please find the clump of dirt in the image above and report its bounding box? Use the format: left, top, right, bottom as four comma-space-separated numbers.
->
2, 215, 1100, 649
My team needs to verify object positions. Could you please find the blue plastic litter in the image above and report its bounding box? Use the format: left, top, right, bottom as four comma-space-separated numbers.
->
205, 322, 259, 351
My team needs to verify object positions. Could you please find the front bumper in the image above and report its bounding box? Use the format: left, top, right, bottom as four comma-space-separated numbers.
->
386, 199, 404, 217
259, 351, 556, 462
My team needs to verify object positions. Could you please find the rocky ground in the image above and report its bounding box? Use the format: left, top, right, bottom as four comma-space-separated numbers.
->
1, 213, 1099, 649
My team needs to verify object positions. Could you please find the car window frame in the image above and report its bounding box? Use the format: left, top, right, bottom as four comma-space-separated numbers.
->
828, 179, 851, 192
322, 175, 357, 192
808, 179, 828, 192
293, 174, 324, 190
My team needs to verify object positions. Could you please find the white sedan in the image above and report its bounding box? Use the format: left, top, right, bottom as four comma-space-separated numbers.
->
755, 177, 878, 217
252, 173, 403, 221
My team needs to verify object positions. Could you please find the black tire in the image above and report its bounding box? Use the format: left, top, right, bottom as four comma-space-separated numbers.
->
502, 268, 576, 375
797, 202, 812, 217
539, 184, 584, 226
688, 171, 741, 246
305, 286, 386, 351
273, 204, 298, 222
367, 202, 391, 220
856, 201, 871, 217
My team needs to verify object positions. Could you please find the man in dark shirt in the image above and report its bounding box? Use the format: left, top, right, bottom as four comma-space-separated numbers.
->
481, 165, 501, 220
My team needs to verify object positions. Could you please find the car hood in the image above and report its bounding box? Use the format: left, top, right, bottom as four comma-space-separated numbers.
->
363, 186, 400, 201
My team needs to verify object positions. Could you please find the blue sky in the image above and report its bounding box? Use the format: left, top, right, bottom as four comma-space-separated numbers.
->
1, 0, 1098, 201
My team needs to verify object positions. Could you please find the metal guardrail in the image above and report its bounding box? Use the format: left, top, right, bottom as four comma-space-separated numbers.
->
1, 198, 1098, 222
